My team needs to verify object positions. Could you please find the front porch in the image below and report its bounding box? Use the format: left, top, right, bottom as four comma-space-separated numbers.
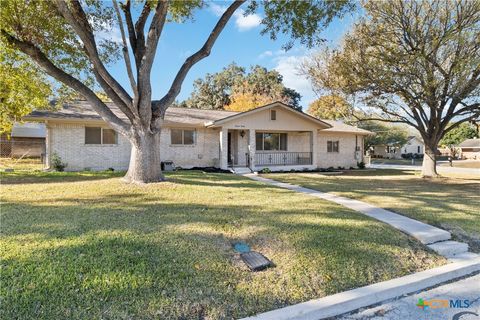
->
219, 128, 317, 171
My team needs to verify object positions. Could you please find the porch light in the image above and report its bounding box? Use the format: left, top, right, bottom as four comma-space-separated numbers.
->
240, 130, 245, 138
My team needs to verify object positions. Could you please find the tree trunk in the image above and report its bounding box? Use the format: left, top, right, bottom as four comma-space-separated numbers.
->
421, 142, 439, 178
123, 130, 165, 183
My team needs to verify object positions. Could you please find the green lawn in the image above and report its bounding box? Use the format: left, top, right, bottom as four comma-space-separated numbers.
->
0, 170, 444, 319
265, 170, 480, 252
0, 157, 44, 171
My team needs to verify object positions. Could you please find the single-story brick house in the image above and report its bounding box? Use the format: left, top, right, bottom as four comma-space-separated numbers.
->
459, 138, 480, 160
24, 100, 372, 172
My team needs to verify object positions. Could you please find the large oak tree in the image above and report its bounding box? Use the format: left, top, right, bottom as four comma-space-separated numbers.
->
1, 0, 352, 183
303, 0, 480, 177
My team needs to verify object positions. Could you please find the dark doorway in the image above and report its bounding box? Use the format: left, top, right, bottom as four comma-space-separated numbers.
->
227, 132, 232, 165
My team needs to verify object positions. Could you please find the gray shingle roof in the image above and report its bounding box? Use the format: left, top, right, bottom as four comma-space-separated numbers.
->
26, 100, 237, 125
459, 138, 480, 148
320, 120, 373, 135
25, 100, 372, 134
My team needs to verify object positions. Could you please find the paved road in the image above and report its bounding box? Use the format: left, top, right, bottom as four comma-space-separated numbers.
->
339, 273, 480, 320
369, 163, 480, 175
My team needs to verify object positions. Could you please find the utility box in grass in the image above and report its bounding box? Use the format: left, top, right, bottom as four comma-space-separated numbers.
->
161, 161, 175, 171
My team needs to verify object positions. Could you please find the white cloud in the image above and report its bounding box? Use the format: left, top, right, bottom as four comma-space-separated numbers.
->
258, 50, 273, 59
209, 2, 226, 17
234, 10, 262, 31
209, 3, 261, 31
273, 54, 316, 108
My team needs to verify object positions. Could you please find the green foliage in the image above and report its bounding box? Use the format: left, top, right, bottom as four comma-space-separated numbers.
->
0, 0, 119, 77
307, 95, 353, 120
51, 153, 67, 172
359, 121, 409, 149
181, 63, 245, 110
0, 47, 52, 133
302, 0, 480, 152
183, 64, 301, 111
440, 123, 478, 147
357, 161, 365, 169
250, 0, 355, 50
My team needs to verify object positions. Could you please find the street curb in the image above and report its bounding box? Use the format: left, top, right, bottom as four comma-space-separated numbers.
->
241, 257, 480, 320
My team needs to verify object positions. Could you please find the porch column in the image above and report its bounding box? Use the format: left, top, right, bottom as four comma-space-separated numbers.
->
248, 129, 256, 170
219, 127, 228, 169
311, 130, 318, 167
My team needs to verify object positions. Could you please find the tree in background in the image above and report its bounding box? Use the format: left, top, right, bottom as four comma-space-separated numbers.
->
184, 64, 301, 111
359, 121, 409, 152
0, 48, 52, 134
440, 122, 478, 158
307, 95, 353, 120
1, 0, 353, 183
182, 63, 244, 110
302, 0, 480, 177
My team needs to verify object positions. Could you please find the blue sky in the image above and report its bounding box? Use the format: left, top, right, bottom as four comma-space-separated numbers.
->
106, 2, 361, 110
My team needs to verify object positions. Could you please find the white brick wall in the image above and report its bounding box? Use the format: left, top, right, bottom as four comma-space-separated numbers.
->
47, 123, 220, 171
317, 132, 362, 169
48, 123, 131, 171
47, 121, 365, 171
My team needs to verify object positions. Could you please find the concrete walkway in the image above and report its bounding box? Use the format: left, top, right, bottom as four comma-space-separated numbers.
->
340, 273, 480, 320
368, 163, 480, 175
243, 174, 475, 259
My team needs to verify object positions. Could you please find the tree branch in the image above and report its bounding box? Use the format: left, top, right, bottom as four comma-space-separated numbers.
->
133, 1, 151, 67
1, 29, 131, 135
54, 0, 133, 111
112, 0, 137, 97
121, 0, 137, 57
152, 0, 246, 118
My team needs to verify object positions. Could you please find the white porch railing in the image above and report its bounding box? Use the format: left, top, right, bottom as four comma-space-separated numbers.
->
255, 152, 312, 166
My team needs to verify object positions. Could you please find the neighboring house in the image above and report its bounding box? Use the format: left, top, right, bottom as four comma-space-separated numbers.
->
370, 136, 424, 159
402, 136, 424, 155
0, 123, 46, 158
458, 138, 480, 160
24, 100, 372, 172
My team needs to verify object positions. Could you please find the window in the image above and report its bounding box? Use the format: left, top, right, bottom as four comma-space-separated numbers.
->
85, 127, 117, 145
417, 146, 421, 153
270, 110, 277, 120
102, 129, 117, 144
327, 140, 339, 152
256, 132, 287, 151
171, 129, 195, 145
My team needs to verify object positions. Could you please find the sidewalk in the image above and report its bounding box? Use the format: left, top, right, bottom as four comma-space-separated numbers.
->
243, 174, 474, 259
340, 273, 480, 320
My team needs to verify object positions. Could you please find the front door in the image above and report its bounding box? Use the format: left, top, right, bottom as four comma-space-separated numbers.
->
227, 132, 232, 165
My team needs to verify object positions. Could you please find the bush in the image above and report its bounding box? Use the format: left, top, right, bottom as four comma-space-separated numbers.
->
260, 168, 271, 173
51, 153, 67, 172
357, 161, 365, 169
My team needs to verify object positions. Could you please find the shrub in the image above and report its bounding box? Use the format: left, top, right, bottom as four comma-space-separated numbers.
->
260, 168, 271, 173
51, 153, 67, 172
357, 161, 365, 169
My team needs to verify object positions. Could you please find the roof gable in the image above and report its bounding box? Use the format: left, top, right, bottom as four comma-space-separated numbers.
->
206, 101, 332, 129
